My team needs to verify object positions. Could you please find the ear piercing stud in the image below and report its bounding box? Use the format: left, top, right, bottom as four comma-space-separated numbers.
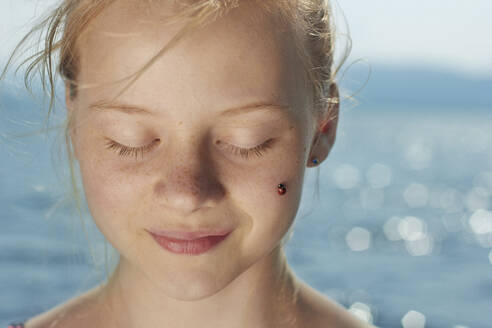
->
311, 118, 330, 167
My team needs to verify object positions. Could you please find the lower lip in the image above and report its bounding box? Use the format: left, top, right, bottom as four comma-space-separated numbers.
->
149, 232, 230, 255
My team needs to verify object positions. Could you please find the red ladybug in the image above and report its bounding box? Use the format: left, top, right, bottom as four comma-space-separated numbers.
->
277, 183, 287, 195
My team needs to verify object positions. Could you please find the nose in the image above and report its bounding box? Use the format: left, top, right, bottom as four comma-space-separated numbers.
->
153, 138, 225, 215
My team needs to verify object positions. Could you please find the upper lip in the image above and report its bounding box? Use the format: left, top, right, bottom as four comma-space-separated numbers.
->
146, 228, 232, 241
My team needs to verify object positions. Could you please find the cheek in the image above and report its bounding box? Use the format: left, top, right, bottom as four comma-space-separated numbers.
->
75, 133, 146, 244
239, 171, 303, 251
229, 132, 307, 248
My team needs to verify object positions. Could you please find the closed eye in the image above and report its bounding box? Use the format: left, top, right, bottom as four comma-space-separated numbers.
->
217, 138, 274, 159
105, 138, 275, 161
104, 138, 160, 160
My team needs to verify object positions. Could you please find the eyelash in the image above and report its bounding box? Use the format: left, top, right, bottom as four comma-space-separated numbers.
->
104, 139, 160, 160
218, 139, 274, 159
104, 138, 274, 160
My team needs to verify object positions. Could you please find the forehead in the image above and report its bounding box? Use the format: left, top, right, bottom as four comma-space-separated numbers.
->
75, 0, 308, 119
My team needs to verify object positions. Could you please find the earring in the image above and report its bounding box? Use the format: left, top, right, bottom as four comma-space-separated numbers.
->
312, 157, 319, 165
277, 183, 287, 195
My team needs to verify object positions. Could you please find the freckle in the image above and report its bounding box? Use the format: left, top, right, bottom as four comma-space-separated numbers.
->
178, 121, 183, 125
171, 166, 201, 196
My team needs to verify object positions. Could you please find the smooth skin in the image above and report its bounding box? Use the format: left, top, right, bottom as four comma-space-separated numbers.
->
25, 1, 373, 327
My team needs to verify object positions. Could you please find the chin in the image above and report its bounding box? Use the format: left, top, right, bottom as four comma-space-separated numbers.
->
155, 269, 237, 301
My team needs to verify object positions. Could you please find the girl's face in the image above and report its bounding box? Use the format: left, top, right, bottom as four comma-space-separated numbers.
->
69, 1, 317, 300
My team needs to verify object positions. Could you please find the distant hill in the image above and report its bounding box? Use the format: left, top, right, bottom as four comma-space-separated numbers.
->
339, 64, 492, 110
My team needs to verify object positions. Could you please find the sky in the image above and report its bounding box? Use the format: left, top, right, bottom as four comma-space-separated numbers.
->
0, 0, 491, 78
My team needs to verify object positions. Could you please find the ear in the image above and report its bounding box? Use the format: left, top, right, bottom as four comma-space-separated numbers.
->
65, 82, 78, 160
306, 83, 339, 167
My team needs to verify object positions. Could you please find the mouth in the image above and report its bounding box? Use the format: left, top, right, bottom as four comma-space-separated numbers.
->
146, 229, 232, 255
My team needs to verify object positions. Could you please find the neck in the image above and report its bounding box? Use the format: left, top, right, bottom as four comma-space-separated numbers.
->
97, 245, 302, 328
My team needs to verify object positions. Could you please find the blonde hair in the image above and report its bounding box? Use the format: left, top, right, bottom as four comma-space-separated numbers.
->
1, 0, 349, 284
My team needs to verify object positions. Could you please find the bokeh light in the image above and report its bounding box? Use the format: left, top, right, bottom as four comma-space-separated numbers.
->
366, 163, 392, 189
398, 216, 427, 242
383, 216, 403, 241
334, 164, 361, 189
405, 140, 433, 170
390, 216, 435, 256
346, 227, 371, 251
469, 209, 492, 235
348, 302, 374, 324
465, 187, 490, 212
401, 310, 426, 328
405, 234, 434, 256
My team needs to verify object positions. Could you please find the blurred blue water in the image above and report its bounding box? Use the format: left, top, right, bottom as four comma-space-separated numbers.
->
1, 90, 491, 327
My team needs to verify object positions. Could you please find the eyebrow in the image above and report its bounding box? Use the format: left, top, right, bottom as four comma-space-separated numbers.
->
88, 101, 290, 117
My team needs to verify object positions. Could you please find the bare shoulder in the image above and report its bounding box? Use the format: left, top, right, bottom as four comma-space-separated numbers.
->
24, 285, 104, 328
296, 279, 377, 328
